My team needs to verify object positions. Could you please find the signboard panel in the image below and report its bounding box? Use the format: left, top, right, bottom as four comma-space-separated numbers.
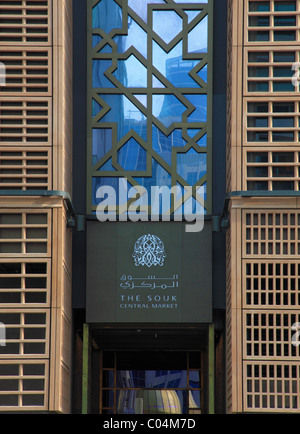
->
86, 221, 212, 323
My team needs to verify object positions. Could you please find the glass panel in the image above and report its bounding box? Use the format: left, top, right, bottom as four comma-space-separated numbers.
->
249, 31, 269, 41
247, 152, 268, 163
117, 370, 187, 389
249, 1, 270, 12
188, 15, 208, 53
274, 31, 296, 41
248, 52, 269, 62
273, 67, 293, 78
128, 0, 166, 24
189, 390, 201, 413
114, 56, 147, 88
248, 82, 269, 92
117, 389, 187, 414
247, 181, 268, 190
248, 117, 268, 127
153, 11, 182, 45
272, 152, 294, 163
117, 138, 147, 171
248, 102, 268, 113
247, 167, 268, 177
274, 1, 296, 12
273, 102, 294, 113
153, 94, 188, 128
248, 67, 269, 77
177, 150, 206, 185
272, 181, 294, 190
274, 16, 296, 27
189, 371, 200, 388
272, 131, 294, 141
90, 0, 210, 215
273, 52, 295, 62
114, 18, 147, 59
272, 167, 294, 177
93, 0, 123, 33
102, 389, 115, 409
272, 117, 294, 128
249, 16, 270, 27
247, 131, 268, 141
273, 82, 295, 92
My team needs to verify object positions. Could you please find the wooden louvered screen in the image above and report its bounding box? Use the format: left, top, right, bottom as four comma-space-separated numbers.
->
0, 0, 73, 414
0, 0, 52, 46
0, 259, 51, 307
0, 210, 51, 257
0, 148, 51, 190
227, 0, 300, 414
0, 309, 50, 358
0, 360, 49, 410
0, 48, 51, 96
0, 98, 52, 146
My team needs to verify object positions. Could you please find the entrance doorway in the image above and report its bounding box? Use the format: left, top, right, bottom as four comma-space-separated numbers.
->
99, 351, 204, 414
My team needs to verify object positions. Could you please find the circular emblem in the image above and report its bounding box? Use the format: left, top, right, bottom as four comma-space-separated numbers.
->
132, 234, 167, 267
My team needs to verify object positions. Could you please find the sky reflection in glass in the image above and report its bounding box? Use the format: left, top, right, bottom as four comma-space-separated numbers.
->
91, 0, 210, 214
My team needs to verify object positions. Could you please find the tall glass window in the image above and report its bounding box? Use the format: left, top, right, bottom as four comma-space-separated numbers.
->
87, 0, 212, 217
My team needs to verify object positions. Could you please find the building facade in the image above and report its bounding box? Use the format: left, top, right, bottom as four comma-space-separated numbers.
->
0, 0, 73, 412
227, 0, 300, 413
0, 0, 299, 415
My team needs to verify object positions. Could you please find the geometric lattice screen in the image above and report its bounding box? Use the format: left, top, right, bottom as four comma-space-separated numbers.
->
87, 0, 212, 215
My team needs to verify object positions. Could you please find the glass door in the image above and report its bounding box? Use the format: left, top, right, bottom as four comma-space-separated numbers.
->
99, 351, 204, 414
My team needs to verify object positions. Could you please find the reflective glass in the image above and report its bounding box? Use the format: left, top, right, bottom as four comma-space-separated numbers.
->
274, 1, 296, 12
248, 52, 269, 63
247, 132, 268, 141
248, 167, 268, 177
248, 67, 269, 77
272, 152, 294, 163
274, 16, 296, 26
116, 389, 187, 414
114, 18, 147, 59
91, 0, 210, 214
248, 31, 269, 41
272, 117, 294, 128
274, 31, 296, 41
177, 150, 206, 185
247, 152, 268, 163
128, 0, 165, 23
273, 102, 294, 113
93, 0, 122, 32
272, 181, 294, 190
272, 167, 294, 177
249, 1, 270, 12
248, 82, 269, 92
248, 117, 268, 128
248, 181, 268, 190
117, 370, 187, 388
188, 15, 208, 53
272, 131, 294, 142
273, 82, 294, 92
153, 10, 182, 45
248, 102, 268, 113
117, 138, 147, 171
249, 16, 270, 26
273, 52, 295, 62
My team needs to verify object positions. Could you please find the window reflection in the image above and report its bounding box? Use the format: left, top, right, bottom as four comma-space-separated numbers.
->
91, 0, 210, 214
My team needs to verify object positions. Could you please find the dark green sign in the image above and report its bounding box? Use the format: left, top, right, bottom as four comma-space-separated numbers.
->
86, 221, 212, 323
